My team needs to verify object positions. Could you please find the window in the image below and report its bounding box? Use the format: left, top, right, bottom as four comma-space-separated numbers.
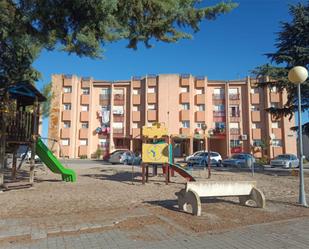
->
61, 139, 69, 146
63, 87, 72, 93
132, 122, 139, 128
99, 139, 108, 147
214, 105, 225, 111
253, 139, 262, 147
230, 105, 240, 116
101, 88, 110, 95
81, 122, 89, 128
113, 106, 124, 114
133, 105, 140, 111
214, 122, 225, 129
250, 88, 259, 94
182, 121, 190, 128
180, 87, 189, 93
133, 89, 140, 95
147, 87, 156, 93
252, 123, 261, 129
251, 105, 260, 111
270, 86, 277, 93
228, 88, 238, 94
81, 105, 89, 111
230, 122, 239, 129
272, 139, 282, 147
63, 121, 71, 128
230, 139, 241, 147
63, 104, 71, 110
196, 123, 204, 128
113, 122, 123, 129
182, 103, 190, 110
197, 104, 205, 111
196, 89, 204, 94
80, 139, 88, 146
114, 88, 124, 94
148, 104, 156, 110
271, 103, 279, 108
214, 88, 224, 95
271, 122, 280, 128
82, 88, 90, 95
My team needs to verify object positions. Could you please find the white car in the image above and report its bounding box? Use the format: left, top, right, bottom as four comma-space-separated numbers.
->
185, 151, 204, 161
187, 151, 222, 167
270, 154, 299, 168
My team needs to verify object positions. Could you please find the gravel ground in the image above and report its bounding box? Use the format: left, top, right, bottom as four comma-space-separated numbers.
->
1, 160, 309, 234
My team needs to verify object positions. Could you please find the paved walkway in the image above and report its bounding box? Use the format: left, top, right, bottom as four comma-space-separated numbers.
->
1, 217, 309, 249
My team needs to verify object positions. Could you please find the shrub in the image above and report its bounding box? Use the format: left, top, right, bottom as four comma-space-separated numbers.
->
80, 155, 87, 159
95, 148, 102, 159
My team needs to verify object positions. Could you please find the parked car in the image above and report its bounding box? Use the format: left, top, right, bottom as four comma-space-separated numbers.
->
222, 153, 256, 168
20, 151, 41, 162
185, 151, 204, 161
270, 154, 299, 168
187, 151, 222, 167
108, 150, 129, 164
120, 151, 142, 165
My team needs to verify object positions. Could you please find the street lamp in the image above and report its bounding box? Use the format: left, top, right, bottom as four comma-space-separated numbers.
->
288, 66, 308, 207
201, 123, 207, 174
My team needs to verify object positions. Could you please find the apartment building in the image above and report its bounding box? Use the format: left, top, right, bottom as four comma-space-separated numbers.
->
48, 74, 297, 159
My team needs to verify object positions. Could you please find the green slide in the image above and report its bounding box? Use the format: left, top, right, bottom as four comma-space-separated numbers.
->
36, 138, 77, 182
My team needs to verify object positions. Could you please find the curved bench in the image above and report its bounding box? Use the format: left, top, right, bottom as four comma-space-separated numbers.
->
175, 181, 265, 216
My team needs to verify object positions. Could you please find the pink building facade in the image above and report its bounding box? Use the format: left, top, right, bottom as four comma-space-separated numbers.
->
48, 74, 297, 159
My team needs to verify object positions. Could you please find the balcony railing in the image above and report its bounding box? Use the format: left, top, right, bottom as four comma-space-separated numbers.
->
99, 94, 110, 100
212, 94, 225, 100
230, 111, 240, 117
213, 128, 226, 135
230, 128, 241, 135
229, 94, 240, 100
213, 111, 225, 117
113, 128, 124, 134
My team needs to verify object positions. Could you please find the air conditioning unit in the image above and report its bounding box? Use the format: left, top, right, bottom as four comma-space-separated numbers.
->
240, 134, 248, 140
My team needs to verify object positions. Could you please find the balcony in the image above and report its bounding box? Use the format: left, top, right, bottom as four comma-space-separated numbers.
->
132, 111, 141, 122
212, 94, 225, 100
62, 93, 71, 103
195, 79, 204, 88
180, 77, 190, 86
212, 128, 226, 139
132, 128, 141, 138
213, 111, 225, 117
78, 146, 88, 157
60, 128, 70, 138
270, 92, 280, 102
180, 110, 190, 121
113, 115, 124, 122
81, 79, 90, 88
147, 93, 156, 103
148, 77, 157, 86
147, 110, 157, 121
132, 80, 141, 88
114, 94, 125, 105
113, 128, 124, 137
79, 128, 88, 139
251, 93, 260, 104
62, 110, 71, 121
180, 92, 190, 103
229, 94, 240, 100
180, 128, 190, 135
252, 128, 261, 139
81, 94, 90, 105
272, 128, 282, 139
230, 110, 240, 122
195, 94, 205, 105
230, 128, 240, 135
251, 111, 261, 122
63, 77, 72, 86
132, 95, 141, 105
80, 111, 89, 122
195, 111, 205, 122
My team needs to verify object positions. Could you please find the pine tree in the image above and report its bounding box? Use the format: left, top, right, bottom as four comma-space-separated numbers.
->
252, 2, 309, 134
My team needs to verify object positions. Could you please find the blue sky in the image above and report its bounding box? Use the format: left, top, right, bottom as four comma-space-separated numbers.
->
34, 0, 308, 136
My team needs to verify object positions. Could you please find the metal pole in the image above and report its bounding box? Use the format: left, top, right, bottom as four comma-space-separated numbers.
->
297, 83, 307, 207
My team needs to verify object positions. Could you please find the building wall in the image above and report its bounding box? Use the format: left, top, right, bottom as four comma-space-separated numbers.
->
48, 74, 297, 159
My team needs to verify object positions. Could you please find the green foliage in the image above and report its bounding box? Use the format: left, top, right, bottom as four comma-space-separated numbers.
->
80, 155, 87, 159
40, 82, 53, 118
95, 148, 103, 159
0, 0, 237, 90
256, 157, 269, 166
252, 2, 309, 121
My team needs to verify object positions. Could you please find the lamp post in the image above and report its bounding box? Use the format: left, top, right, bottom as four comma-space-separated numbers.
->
288, 66, 308, 207
201, 124, 207, 175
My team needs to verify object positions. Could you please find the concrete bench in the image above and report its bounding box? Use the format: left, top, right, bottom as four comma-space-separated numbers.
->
175, 181, 265, 216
